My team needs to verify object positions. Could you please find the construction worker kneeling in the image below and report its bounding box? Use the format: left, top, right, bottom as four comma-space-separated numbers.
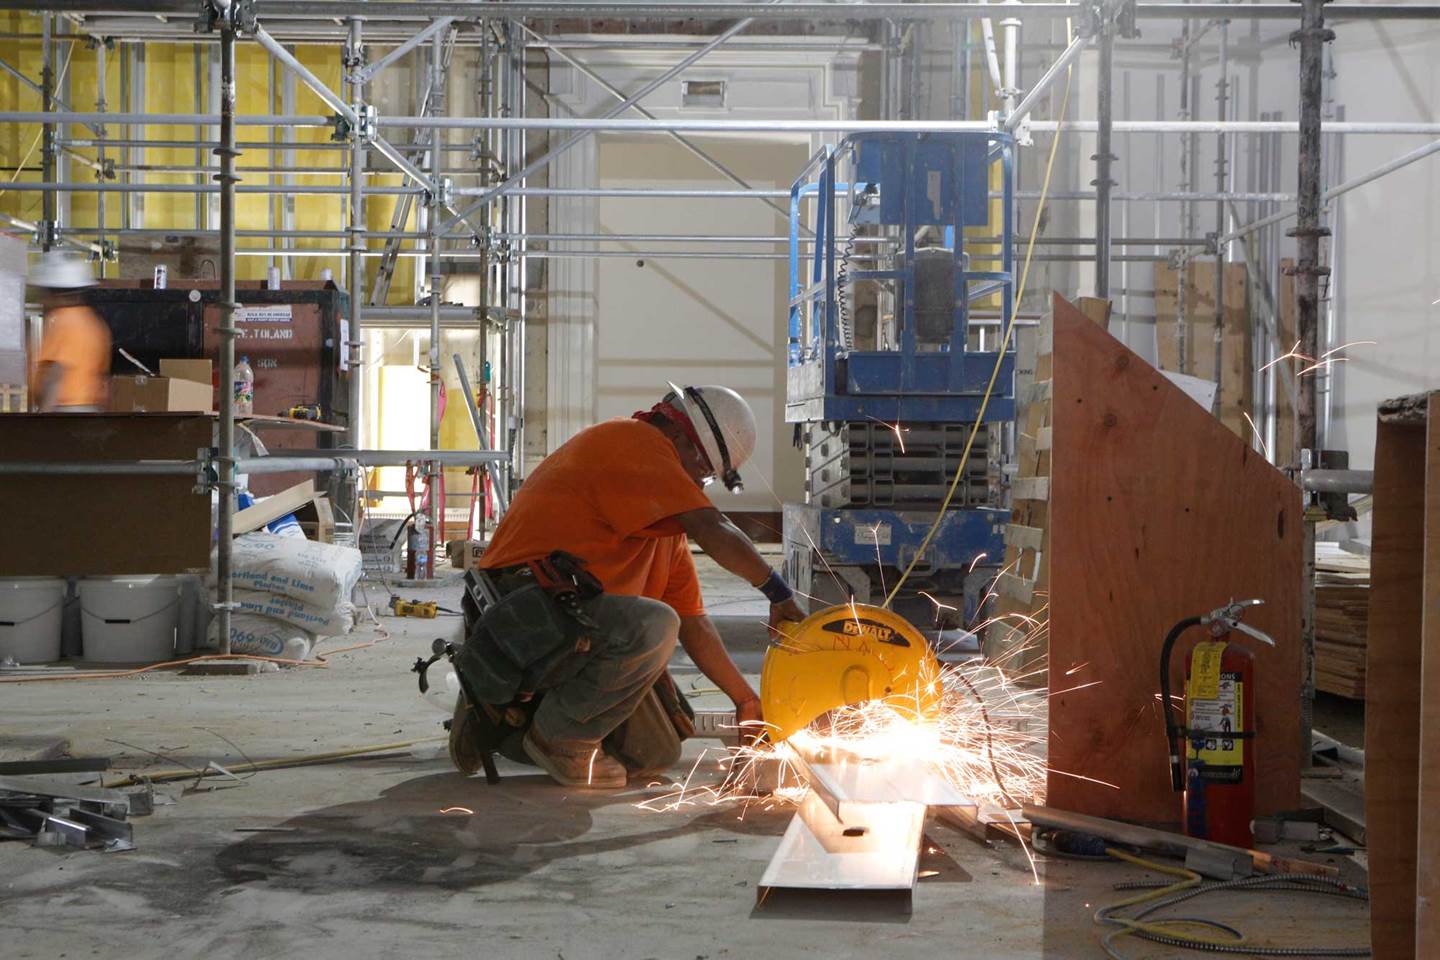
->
433, 383, 804, 789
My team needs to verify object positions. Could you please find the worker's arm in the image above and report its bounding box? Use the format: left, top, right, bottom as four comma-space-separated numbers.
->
679, 614, 762, 729
676, 507, 805, 626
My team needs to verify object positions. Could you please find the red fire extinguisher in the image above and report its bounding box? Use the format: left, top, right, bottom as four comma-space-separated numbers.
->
1159, 599, 1276, 849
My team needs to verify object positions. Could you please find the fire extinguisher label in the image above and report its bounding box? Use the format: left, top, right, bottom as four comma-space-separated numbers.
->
1189, 640, 1226, 700
1187, 672, 1244, 782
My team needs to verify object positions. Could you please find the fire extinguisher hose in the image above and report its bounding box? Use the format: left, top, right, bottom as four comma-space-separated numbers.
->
1095, 848, 1370, 958
1159, 614, 1206, 792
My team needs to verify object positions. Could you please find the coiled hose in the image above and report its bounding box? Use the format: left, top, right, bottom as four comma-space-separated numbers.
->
835, 230, 857, 351
1096, 847, 1371, 959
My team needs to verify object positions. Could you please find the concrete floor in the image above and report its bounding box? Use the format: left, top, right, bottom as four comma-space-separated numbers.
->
2, 557, 1371, 959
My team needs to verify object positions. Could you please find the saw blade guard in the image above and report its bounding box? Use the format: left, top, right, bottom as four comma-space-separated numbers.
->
759, 603, 943, 744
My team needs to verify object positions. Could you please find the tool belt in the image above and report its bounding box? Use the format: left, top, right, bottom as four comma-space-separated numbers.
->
453, 550, 603, 707
412, 550, 692, 784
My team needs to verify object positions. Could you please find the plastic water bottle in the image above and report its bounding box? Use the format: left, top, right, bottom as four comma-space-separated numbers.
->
233, 355, 254, 415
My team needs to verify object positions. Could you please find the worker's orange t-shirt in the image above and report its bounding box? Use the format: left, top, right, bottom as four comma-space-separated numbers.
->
36, 305, 111, 408
480, 418, 712, 617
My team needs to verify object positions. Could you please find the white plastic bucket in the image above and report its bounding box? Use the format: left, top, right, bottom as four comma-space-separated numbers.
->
79, 576, 181, 664
0, 578, 66, 663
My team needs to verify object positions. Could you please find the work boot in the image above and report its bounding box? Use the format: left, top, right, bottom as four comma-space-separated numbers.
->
448, 693, 486, 776
523, 727, 627, 789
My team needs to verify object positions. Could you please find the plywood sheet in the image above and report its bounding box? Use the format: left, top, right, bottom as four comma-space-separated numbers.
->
1048, 292, 1302, 824
1417, 400, 1440, 958
1366, 408, 1427, 960
0, 413, 213, 576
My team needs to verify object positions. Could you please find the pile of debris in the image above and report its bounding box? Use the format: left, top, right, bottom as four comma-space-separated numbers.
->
0, 774, 147, 852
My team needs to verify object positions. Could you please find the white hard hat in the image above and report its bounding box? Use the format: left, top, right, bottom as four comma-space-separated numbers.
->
29, 252, 95, 290
665, 382, 757, 493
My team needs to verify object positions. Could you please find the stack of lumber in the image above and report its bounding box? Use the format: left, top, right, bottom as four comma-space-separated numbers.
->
1315, 542, 1370, 700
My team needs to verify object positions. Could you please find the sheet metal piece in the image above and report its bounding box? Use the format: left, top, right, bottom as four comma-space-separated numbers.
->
758, 791, 926, 901
788, 747, 974, 824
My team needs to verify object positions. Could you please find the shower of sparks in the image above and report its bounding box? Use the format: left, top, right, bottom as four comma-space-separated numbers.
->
1259, 338, 1375, 378
636, 629, 1063, 817
1296, 357, 1345, 377
870, 524, 889, 598
866, 416, 909, 454
1321, 339, 1376, 358
1258, 340, 1307, 374
1241, 412, 1270, 460
918, 590, 958, 616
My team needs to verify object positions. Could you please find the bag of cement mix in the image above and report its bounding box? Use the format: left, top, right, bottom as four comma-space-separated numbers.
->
222, 532, 363, 610
232, 588, 355, 635
211, 613, 315, 661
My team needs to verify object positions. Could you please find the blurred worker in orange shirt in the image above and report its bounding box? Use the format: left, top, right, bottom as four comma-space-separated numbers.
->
29, 252, 110, 412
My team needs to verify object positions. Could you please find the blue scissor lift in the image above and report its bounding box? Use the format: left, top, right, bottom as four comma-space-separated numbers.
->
783, 132, 1018, 635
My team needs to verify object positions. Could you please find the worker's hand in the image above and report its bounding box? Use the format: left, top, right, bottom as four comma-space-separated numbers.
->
734, 696, 764, 747
768, 597, 806, 634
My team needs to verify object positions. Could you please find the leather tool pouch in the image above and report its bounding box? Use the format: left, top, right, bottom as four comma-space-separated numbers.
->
454, 580, 584, 706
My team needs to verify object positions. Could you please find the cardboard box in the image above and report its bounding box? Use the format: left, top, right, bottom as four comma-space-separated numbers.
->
109, 375, 214, 413
159, 358, 213, 387
446, 539, 484, 570
109, 358, 214, 413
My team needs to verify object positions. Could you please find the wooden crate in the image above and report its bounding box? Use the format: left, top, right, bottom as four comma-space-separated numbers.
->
0, 383, 24, 413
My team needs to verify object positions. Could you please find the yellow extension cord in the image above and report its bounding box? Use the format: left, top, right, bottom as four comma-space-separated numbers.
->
883, 32, 1077, 609
1101, 847, 1251, 950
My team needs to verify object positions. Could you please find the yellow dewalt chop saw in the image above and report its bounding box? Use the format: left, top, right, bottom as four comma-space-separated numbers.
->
693, 602, 944, 746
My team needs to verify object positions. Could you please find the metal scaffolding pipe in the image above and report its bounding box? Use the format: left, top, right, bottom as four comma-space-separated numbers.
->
241, 450, 509, 467
1294, 0, 1332, 782
7, 3, 1435, 22
354, 16, 453, 85
215, 23, 238, 657
1301, 469, 1373, 494
442, 10, 761, 231
347, 15, 365, 462
0, 461, 201, 476
0, 181, 419, 195
14, 111, 1440, 135
514, 19, 796, 230
1005, 33, 1087, 132
1221, 135, 1440, 244
1095, 25, 1115, 299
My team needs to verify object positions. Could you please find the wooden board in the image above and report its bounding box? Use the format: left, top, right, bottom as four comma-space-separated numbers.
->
1154, 260, 1253, 438
1276, 260, 1298, 465
988, 301, 1110, 674
1047, 292, 1302, 824
1419, 400, 1440, 958
0, 413, 213, 577
1365, 406, 1427, 960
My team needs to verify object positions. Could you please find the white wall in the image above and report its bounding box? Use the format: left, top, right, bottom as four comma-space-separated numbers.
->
545, 42, 861, 509
1326, 22, 1440, 469
593, 136, 808, 510
1001, 18, 1440, 471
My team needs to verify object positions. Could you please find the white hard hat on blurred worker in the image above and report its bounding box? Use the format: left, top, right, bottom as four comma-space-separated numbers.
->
664, 382, 757, 494
29, 252, 96, 290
